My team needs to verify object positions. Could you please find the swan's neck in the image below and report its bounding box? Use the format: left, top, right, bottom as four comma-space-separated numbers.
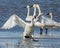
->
36, 5, 42, 16
27, 7, 30, 17
33, 6, 36, 16
51, 14, 52, 20
31, 18, 34, 25
50, 13, 53, 20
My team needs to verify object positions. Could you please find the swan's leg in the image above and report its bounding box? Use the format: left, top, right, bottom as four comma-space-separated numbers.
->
45, 28, 48, 35
40, 28, 43, 35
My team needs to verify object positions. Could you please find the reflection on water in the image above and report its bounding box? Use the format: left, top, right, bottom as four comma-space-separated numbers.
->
0, 31, 60, 48
21, 39, 33, 48
0, 30, 60, 48
21, 38, 60, 48
0, 37, 60, 48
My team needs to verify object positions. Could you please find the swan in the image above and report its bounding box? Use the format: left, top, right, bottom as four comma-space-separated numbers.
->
1, 14, 36, 40
36, 12, 60, 28
45, 12, 60, 28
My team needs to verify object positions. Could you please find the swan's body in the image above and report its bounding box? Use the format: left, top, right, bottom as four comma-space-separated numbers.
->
1, 14, 36, 40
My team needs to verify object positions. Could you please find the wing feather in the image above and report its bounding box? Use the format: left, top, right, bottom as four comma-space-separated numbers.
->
15, 15, 26, 28
1, 14, 26, 29
35, 16, 60, 28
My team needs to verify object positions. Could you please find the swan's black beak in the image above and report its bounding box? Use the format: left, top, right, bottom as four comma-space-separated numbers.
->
23, 7, 26, 8
30, 5, 33, 8
47, 13, 49, 15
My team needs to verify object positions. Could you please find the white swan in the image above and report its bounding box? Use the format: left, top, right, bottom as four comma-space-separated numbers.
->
36, 12, 60, 28
1, 14, 36, 40
45, 12, 60, 28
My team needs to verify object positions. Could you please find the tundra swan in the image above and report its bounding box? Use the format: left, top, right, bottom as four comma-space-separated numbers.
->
36, 12, 60, 28
1, 14, 36, 40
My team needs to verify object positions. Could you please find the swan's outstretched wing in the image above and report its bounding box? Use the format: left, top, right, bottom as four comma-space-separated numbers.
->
1, 15, 17, 29
15, 15, 26, 28
35, 16, 60, 28
1, 14, 26, 29
34, 21, 60, 28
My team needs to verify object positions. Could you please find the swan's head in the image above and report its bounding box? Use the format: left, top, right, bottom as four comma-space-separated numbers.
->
33, 4, 37, 8
47, 12, 52, 16
49, 12, 52, 16
33, 4, 39, 8
27, 5, 30, 8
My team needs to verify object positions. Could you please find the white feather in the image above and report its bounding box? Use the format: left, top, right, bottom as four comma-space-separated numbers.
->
35, 15, 60, 28
1, 14, 26, 29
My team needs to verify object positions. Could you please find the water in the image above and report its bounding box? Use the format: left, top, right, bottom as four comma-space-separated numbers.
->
0, 0, 60, 48
0, 30, 60, 48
